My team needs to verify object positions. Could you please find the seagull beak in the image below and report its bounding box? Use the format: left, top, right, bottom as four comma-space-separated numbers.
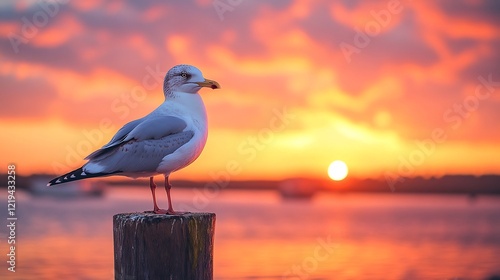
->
196, 79, 221, 90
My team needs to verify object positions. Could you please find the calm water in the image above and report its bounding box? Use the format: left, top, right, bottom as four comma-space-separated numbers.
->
1, 187, 499, 280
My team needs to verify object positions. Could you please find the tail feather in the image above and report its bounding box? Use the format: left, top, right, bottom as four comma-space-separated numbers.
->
47, 167, 121, 186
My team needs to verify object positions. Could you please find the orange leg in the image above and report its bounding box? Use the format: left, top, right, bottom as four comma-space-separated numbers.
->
150, 177, 168, 214
164, 176, 187, 215
165, 176, 175, 214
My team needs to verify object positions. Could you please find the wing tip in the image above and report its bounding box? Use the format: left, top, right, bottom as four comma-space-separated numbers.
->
47, 168, 122, 187
47, 167, 85, 186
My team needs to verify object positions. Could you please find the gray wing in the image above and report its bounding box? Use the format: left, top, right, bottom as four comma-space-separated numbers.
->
86, 130, 194, 173
102, 119, 144, 149
85, 116, 188, 161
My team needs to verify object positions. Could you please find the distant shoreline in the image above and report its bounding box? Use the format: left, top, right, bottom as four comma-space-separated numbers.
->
5, 174, 500, 195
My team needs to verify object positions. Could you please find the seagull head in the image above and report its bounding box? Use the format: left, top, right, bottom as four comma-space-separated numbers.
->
163, 65, 220, 95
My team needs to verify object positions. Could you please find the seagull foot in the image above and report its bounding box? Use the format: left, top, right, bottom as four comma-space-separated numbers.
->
168, 210, 190, 215
146, 209, 190, 215
153, 208, 170, 214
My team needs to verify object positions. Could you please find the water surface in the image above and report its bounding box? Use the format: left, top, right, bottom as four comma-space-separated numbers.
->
1, 187, 499, 279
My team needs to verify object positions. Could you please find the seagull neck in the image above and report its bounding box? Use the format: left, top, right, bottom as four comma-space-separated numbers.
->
166, 91, 207, 118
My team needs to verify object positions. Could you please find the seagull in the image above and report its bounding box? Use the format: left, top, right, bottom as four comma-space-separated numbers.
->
48, 64, 220, 214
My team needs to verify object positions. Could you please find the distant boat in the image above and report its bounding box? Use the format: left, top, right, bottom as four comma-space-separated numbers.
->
278, 178, 317, 200
28, 176, 105, 198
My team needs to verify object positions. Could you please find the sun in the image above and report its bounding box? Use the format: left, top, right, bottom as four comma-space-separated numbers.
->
328, 160, 348, 181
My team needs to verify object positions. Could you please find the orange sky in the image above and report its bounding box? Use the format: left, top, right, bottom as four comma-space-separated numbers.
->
0, 0, 499, 181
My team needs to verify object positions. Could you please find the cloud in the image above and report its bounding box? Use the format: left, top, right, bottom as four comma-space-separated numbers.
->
0, 0, 499, 177
0, 74, 57, 119
31, 15, 83, 48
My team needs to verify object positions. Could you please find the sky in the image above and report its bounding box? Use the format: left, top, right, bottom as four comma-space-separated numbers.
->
0, 0, 499, 182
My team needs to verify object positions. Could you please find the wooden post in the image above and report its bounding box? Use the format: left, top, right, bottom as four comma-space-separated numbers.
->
113, 212, 216, 280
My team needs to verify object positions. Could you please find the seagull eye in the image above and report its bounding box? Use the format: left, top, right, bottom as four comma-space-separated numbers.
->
180, 72, 188, 79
